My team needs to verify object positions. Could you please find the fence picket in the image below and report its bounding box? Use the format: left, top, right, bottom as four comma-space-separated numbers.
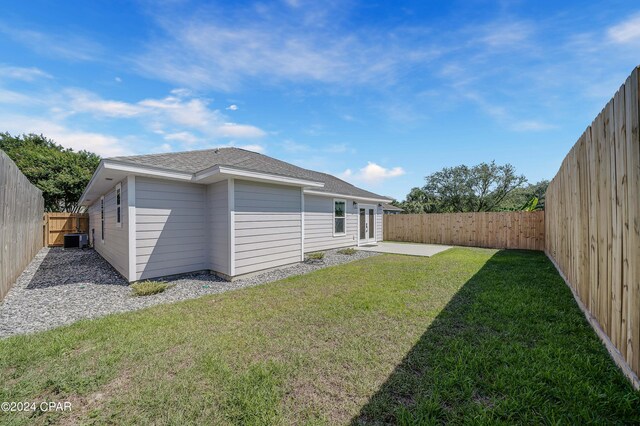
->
44, 213, 90, 247
383, 211, 545, 251
546, 67, 640, 386
0, 150, 44, 301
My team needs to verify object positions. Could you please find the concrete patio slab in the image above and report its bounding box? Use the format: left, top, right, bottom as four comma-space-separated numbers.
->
356, 242, 452, 257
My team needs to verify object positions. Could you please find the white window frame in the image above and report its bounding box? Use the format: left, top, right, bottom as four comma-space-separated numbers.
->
100, 195, 105, 242
333, 198, 346, 237
116, 183, 122, 228
115, 183, 122, 228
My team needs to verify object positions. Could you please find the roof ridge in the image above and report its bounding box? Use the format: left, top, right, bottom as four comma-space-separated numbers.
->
109, 146, 238, 160
234, 149, 351, 180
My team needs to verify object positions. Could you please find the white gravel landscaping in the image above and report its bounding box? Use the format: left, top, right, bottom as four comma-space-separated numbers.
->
0, 247, 379, 338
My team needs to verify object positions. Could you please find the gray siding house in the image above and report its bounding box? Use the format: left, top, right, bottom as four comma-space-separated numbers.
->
80, 148, 392, 282
381, 203, 404, 214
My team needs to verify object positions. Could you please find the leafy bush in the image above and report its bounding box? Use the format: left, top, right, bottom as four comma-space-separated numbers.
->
0, 132, 100, 212
131, 281, 169, 297
337, 248, 357, 255
306, 252, 325, 261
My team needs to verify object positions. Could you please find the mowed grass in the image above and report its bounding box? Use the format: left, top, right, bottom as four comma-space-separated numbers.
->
0, 248, 638, 425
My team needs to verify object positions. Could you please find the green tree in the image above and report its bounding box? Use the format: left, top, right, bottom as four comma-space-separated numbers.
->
400, 187, 440, 213
0, 133, 100, 212
498, 180, 549, 211
399, 161, 528, 213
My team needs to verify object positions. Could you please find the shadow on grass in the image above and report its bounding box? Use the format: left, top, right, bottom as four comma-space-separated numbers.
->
352, 250, 640, 424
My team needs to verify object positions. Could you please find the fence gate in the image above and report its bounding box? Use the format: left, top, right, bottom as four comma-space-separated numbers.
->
44, 213, 90, 247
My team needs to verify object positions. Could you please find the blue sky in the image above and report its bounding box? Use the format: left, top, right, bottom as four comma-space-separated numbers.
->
0, 0, 639, 199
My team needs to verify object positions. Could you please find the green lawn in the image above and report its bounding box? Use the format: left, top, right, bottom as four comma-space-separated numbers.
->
0, 248, 638, 425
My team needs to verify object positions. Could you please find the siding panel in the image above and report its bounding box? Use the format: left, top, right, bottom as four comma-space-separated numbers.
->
234, 180, 302, 275
303, 195, 358, 252
135, 177, 207, 280
235, 237, 301, 252
208, 180, 229, 275
88, 178, 129, 279
235, 233, 302, 245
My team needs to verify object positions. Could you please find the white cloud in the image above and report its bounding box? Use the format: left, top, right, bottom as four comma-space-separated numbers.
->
461, 90, 558, 132
608, 14, 640, 44
0, 83, 267, 157
170, 88, 192, 97
340, 168, 353, 178
226, 104, 238, 111
360, 162, 405, 181
0, 25, 102, 61
152, 143, 173, 153
236, 144, 266, 153
478, 21, 533, 49
138, 96, 214, 128
66, 89, 144, 117
55, 89, 266, 140
0, 88, 32, 105
281, 141, 352, 157
134, 7, 441, 91
115, 77, 122, 83
324, 143, 349, 153
163, 131, 199, 144
342, 162, 405, 183
0, 65, 52, 81
283, 0, 301, 7
218, 123, 266, 138
281, 140, 311, 153
137, 94, 265, 138
511, 120, 556, 132
0, 115, 131, 157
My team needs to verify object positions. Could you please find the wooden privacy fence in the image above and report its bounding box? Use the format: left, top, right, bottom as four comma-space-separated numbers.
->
545, 67, 640, 387
44, 213, 89, 247
383, 211, 545, 251
0, 150, 44, 301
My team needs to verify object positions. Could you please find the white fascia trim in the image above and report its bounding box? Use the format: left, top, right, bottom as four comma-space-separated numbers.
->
79, 160, 192, 206
127, 175, 136, 282
104, 160, 193, 180
79, 161, 105, 205
80, 161, 327, 206
195, 165, 325, 188
303, 189, 392, 203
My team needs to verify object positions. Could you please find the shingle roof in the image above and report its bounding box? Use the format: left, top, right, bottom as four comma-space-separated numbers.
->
109, 147, 390, 200
381, 203, 404, 211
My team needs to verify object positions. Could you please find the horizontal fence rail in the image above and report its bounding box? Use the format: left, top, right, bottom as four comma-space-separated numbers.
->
383, 211, 545, 251
0, 150, 44, 301
545, 67, 640, 386
44, 213, 90, 247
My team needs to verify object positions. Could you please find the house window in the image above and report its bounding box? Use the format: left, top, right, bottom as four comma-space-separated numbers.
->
100, 196, 105, 242
333, 199, 346, 236
115, 183, 122, 227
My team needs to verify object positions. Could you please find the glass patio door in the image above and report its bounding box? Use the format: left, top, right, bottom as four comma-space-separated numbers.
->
358, 205, 376, 245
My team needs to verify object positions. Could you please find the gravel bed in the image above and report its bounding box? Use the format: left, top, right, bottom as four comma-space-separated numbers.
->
0, 247, 379, 338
